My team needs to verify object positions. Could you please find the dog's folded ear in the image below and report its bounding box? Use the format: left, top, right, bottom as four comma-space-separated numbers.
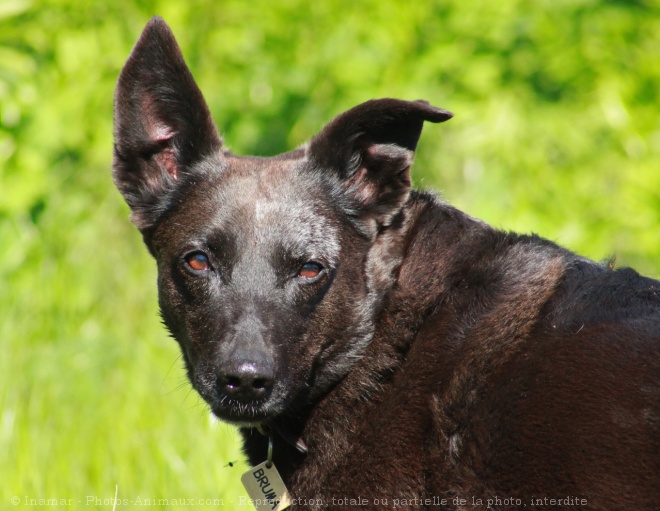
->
113, 17, 222, 231
308, 99, 452, 229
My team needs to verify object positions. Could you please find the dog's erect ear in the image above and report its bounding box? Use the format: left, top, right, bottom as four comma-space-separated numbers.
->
308, 99, 452, 228
113, 17, 222, 230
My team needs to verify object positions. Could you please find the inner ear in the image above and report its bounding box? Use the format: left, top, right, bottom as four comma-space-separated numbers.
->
345, 140, 414, 208
139, 95, 179, 178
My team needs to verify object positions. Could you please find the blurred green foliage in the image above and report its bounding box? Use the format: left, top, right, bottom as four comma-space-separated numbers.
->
1, 0, 658, 509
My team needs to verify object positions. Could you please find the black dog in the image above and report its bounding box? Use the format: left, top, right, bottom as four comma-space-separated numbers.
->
113, 17, 660, 510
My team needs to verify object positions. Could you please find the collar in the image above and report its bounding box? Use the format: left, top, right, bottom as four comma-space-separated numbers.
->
257, 424, 308, 454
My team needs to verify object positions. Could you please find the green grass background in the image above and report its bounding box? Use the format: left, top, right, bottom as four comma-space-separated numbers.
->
1, 0, 659, 509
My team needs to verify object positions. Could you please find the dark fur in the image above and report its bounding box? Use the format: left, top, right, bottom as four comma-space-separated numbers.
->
113, 18, 660, 510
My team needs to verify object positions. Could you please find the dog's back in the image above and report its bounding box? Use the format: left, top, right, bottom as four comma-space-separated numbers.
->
113, 18, 660, 510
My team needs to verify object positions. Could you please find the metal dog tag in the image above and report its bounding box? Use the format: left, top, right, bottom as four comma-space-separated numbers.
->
241, 461, 292, 511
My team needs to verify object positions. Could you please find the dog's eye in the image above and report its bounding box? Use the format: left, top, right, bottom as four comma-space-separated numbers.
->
184, 252, 211, 272
298, 262, 324, 280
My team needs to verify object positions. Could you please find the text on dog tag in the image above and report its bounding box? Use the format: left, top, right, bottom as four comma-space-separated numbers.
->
241, 461, 292, 511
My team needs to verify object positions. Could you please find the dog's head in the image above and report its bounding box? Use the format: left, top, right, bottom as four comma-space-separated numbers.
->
113, 17, 452, 425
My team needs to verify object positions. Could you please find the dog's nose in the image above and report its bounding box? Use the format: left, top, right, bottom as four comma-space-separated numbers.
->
217, 359, 275, 402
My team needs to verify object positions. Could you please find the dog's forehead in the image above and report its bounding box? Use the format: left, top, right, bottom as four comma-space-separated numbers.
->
194, 155, 340, 260
225, 157, 309, 207
212, 156, 318, 218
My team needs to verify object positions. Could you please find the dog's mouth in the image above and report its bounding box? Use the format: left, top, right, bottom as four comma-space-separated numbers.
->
202, 384, 290, 426
210, 398, 277, 426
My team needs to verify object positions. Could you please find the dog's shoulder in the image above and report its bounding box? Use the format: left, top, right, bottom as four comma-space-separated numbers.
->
401, 191, 660, 341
